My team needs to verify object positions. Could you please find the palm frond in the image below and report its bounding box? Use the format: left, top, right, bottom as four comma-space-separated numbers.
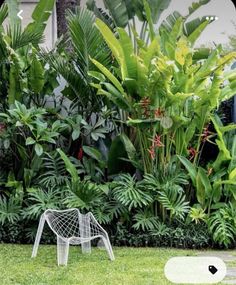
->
37, 152, 68, 188
6, 24, 44, 49
0, 196, 21, 225
133, 209, 159, 231
0, 4, 8, 25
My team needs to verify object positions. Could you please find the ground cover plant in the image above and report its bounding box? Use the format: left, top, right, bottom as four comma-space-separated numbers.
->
0, 0, 236, 250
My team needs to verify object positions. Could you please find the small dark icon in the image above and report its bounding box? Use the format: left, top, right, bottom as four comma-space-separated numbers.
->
209, 265, 218, 275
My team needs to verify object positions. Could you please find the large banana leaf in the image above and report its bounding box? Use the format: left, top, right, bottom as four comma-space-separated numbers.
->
95, 18, 124, 72
90, 58, 125, 95
211, 115, 232, 170
187, 19, 209, 45
29, 54, 45, 94
187, 0, 210, 17
148, 0, 171, 23
103, 0, 134, 27
117, 28, 137, 79
24, 0, 55, 41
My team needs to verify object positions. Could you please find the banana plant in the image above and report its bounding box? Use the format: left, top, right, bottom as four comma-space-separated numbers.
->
89, 14, 236, 174
87, 0, 213, 47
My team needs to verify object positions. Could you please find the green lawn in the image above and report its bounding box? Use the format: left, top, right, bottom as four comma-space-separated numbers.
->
0, 244, 234, 285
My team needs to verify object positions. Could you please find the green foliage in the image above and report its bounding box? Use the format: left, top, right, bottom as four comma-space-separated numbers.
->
23, 188, 62, 219
113, 174, 153, 210
208, 204, 236, 248
157, 188, 190, 220
0, 0, 236, 250
38, 152, 68, 188
0, 196, 21, 225
133, 209, 159, 231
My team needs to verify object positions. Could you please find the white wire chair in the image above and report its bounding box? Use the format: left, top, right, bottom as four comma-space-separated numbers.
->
31, 208, 115, 265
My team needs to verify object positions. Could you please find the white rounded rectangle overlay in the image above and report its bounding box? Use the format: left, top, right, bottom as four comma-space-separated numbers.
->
164, 256, 227, 284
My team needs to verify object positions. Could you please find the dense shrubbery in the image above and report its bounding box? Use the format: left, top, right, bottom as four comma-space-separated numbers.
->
0, 0, 236, 249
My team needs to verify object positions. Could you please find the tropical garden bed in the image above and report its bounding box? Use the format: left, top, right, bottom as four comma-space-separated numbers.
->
0, 0, 236, 255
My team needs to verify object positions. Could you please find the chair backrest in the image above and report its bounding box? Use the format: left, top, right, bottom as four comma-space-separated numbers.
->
45, 208, 81, 238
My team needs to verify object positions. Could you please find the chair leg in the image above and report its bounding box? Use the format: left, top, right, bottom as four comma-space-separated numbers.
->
57, 236, 69, 266
32, 214, 46, 258
102, 235, 115, 261
79, 214, 91, 254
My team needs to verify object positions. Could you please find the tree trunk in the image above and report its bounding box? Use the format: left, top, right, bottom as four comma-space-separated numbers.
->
56, 0, 80, 37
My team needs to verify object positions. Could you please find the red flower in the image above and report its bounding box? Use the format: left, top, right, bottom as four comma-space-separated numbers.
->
152, 134, 164, 148
188, 147, 198, 161
77, 147, 83, 160
148, 145, 155, 160
154, 108, 164, 118
140, 97, 150, 108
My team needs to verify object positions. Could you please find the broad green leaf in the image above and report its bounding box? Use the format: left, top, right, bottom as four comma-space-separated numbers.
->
188, 20, 209, 45
83, 146, 102, 161
24, 0, 55, 42
108, 135, 129, 174
117, 28, 137, 79
57, 148, 78, 183
34, 143, 43, 156
187, 0, 210, 16
196, 171, 205, 206
177, 155, 197, 185
175, 37, 191, 65
143, 0, 155, 41
26, 137, 36, 146
229, 168, 236, 181
198, 167, 212, 197
104, 0, 127, 27
95, 18, 127, 78
90, 58, 125, 95
29, 56, 45, 93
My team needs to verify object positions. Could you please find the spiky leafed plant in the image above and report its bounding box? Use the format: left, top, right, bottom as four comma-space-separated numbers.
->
45, 7, 112, 116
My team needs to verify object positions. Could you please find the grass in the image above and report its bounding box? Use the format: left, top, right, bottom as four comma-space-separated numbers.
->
0, 244, 234, 285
